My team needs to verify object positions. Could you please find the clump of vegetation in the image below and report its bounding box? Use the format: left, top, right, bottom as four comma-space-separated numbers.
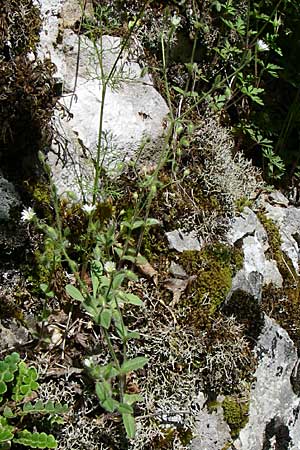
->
0, 352, 67, 449
179, 243, 242, 319
6, 0, 300, 447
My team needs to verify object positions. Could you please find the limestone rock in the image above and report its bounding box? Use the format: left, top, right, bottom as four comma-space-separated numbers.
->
38, 0, 169, 199
166, 229, 202, 252
265, 203, 300, 273
191, 393, 232, 450
227, 208, 283, 302
228, 207, 268, 251
233, 315, 300, 450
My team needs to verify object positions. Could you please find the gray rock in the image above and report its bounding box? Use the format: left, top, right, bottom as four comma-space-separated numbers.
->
166, 229, 202, 252
169, 261, 188, 279
265, 203, 300, 274
243, 235, 282, 288
233, 316, 300, 450
38, 0, 169, 199
0, 320, 30, 352
228, 207, 269, 251
191, 393, 232, 450
269, 190, 289, 207
229, 269, 263, 301
228, 233, 283, 302
0, 173, 21, 221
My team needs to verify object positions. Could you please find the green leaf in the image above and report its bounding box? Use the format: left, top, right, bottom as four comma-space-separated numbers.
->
112, 272, 125, 290
3, 407, 15, 418
91, 273, 100, 298
124, 270, 138, 281
0, 417, 14, 443
122, 413, 136, 439
135, 254, 148, 265
0, 381, 7, 395
131, 220, 145, 230
100, 308, 113, 329
121, 293, 144, 307
102, 397, 119, 413
0, 428, 14, 444
21, 401, 68, 416
66, 284, 85, 302
173, 86, 185, 95
124, 331, 140, 341
124, 393, 143, 405
118, 403, 133, 414
13, 431, 57, 448
144, 218, 160, 227
95, 380, 111, 403
120, 357, 148, 374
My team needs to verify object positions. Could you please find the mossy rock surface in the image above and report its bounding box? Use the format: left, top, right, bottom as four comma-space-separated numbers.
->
222, 395, 249, 439
179, 244, 243, 323
258, 213, 300, 347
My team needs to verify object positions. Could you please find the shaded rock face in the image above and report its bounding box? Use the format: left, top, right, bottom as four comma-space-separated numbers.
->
234, 316, 300, 450
0, 172, 21, 221
38, 0, 169, 199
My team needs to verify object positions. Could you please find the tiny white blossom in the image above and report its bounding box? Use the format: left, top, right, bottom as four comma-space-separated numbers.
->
21, 207, 36, 222
104, 261, 116, 274
83, 357, 93, 368
257, 39, 269, 52
82, 204, 96, 215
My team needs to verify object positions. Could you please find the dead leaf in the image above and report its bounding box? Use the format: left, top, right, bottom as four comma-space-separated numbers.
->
137, 258, 158, 285
164, 275, 197, 306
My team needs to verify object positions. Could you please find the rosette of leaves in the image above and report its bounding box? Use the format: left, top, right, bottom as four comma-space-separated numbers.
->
0, 352, 68, 449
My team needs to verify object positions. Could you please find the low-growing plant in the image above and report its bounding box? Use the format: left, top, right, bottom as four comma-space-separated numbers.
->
66, 257, 148, 439
0, 352, 68, 449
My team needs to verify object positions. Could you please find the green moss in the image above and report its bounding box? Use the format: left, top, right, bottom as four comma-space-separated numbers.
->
257, 212, 297, 282
257, 212, 300, 346
207, 400, 221, 413
222, 396, 249, 438
235, 197, 253, 213
152, 426, 193, 449
179, 244, 243, 321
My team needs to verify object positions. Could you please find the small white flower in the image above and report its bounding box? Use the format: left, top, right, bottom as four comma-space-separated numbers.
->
82, 204, 96, 215
257, 39, 269, 52
104, 261, 116, 274
21, 207, 36, 222
171, 14, 181, 28
83, 357, 93, 368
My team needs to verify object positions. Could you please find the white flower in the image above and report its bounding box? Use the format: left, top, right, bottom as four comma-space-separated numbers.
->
257, 39, 269, 52
82, 204, 96, 215
83, 357, 93, 368
21, 207, 36, 222
104, 261, 116, 274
